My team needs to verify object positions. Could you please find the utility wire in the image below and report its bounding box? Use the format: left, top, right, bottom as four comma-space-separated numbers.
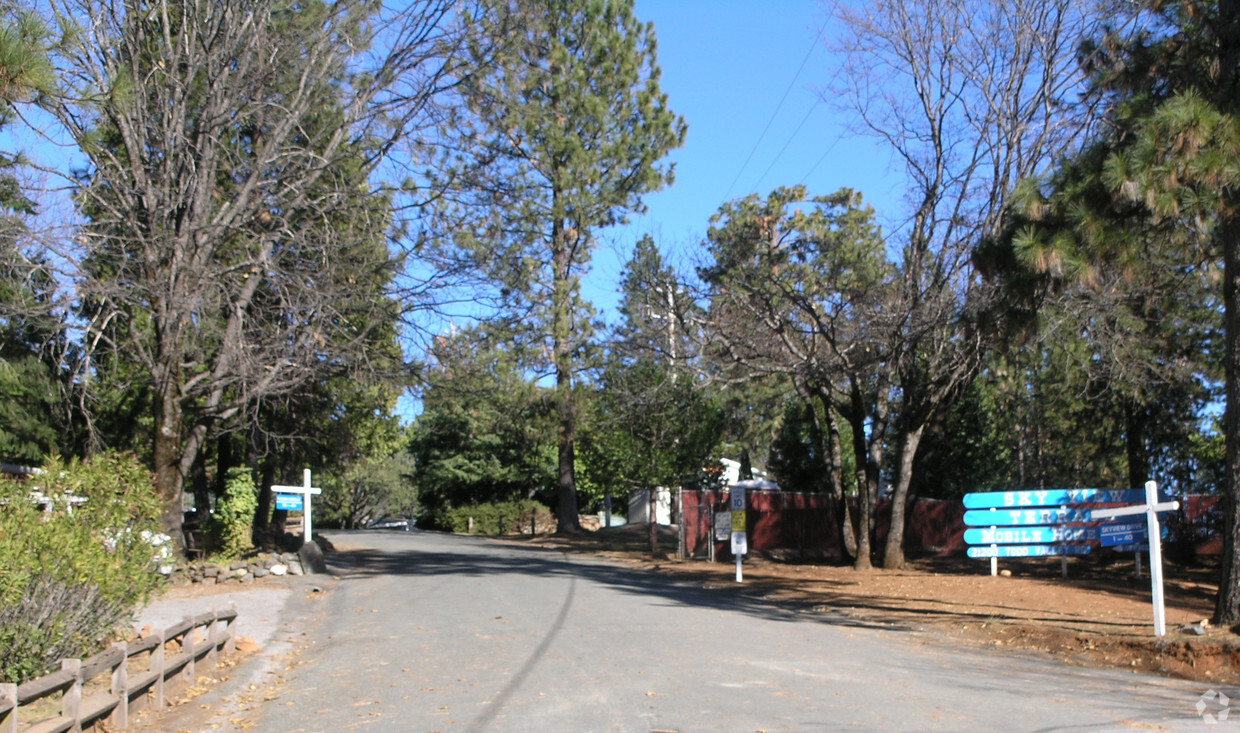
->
722, 35, 820, 202
798, 134, 841, 186
751, 97, 822, 193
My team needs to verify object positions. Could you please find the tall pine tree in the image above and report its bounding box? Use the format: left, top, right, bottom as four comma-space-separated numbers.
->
443, 0, 685, 532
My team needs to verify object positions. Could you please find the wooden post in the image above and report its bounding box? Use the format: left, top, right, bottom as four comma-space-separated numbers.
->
153, 630, 166, 708
1, 682, 17, 733
60, 658, 82, 729
111, 642, 129, 729
225, 603, 237, 654
182, 615, 196, 685
206, 612, 219, 668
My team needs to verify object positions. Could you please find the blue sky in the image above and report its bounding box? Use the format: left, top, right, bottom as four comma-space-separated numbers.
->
590, 0, 901, 317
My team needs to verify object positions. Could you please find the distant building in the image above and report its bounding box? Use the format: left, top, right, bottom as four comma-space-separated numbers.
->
629, 488, 672, 526
717, 458, 774, 487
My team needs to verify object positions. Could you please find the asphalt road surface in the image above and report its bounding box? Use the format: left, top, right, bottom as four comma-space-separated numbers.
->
239, 530, 1226, 732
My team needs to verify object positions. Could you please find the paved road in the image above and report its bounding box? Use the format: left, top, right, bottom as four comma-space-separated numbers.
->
241, 530, 1226, 732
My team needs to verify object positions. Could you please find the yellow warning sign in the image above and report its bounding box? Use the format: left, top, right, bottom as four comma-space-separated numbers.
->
731, 510, 745, 532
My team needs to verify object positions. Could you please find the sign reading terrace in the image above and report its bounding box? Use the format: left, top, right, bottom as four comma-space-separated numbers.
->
963, 508, 1091, 526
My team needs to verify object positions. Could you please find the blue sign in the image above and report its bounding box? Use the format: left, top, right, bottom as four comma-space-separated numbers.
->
967, 544, 1093, 559
275, 493, 303, 511
964, 526, 1097, 545
963, 489, 1145, 509
964, 508, 1091, 526
1100, 521, 1149, 547
1110, 544, 1151, 553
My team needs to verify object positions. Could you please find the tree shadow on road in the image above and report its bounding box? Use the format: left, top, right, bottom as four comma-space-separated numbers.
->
322, 530, 911, 633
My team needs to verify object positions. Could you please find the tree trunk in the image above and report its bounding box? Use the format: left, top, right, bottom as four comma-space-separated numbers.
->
854, 469, 872, 571
153, 383, 185, 546
847, 382, 874, 570
1124, 400, 1149, 490
1214, 0, 1240, 628
552, 225, 581, 535
883, 424, 925, 570
1216, 211, 1240, 625
815, 388, 854, 564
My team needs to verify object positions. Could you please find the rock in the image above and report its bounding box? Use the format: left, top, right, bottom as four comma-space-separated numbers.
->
203, 566, 220, 577
269, 564, 288, 576
299, 542, 328, 575
999, 569, 1012, 577
233, 567, 248, 578
253, 567, 270, 578
288, 562, 304, 576
238, 572, 253, 584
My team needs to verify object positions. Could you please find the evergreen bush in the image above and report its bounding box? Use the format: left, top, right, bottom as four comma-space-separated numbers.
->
213, 467, 258, 559
439, 500, 552, 535
0, 452, 164, 683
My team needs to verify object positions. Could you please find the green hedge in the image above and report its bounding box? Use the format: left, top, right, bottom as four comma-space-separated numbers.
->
0, 453, 165, 683
439, 500, 552, 535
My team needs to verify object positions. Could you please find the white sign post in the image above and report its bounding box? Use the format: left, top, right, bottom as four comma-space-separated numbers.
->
730, 486, 747, 583
1090, 481, 1179, 636
272, 469, 322, 544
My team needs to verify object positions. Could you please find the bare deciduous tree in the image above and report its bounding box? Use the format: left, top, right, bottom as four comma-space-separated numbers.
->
826, 0, 1109, 567
37, 0, 462, 540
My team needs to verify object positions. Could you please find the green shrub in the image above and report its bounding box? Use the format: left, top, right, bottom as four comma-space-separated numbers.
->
0, 452, 165, 683
213, 467, 258, 560
439, 500, 551, 535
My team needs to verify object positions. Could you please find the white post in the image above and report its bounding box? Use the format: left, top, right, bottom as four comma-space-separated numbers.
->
272, 470, 321, 546
989, 508, 997, 577
1088, 480, 1178, 637
303, 468, 314, 543
1146, 480, 1167, 637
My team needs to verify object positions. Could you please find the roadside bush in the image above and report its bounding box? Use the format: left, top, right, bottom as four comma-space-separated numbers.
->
0, 452, 165, 683
212, 467, 258, 560
438, 500, 552, 535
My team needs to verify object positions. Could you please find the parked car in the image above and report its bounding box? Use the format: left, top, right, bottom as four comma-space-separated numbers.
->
367, 517, 414, 531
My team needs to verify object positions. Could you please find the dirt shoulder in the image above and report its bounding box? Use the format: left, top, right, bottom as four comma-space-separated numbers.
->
510, 525, 1240, 686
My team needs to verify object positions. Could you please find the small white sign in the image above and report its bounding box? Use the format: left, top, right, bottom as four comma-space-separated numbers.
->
714, 512, 732, 541
731, 530, 747, 555
730, 487, 746, 512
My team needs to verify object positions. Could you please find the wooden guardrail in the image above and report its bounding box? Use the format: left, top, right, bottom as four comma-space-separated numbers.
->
0, 606, 237, 733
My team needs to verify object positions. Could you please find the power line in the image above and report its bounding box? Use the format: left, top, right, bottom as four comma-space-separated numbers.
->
751, 97, 822, 193
798, 134, 841, 186
722, 34, 820, 202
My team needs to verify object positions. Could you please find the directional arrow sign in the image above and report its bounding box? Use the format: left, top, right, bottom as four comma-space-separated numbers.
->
963, 488, 1145, 509
963, 508, 1091, 526
964, 526, 1097, 545
967, 544, 1092, 559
